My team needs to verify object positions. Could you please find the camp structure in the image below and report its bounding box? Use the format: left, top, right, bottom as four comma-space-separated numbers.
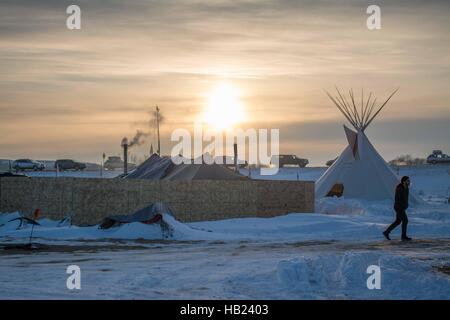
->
124, 154, 174, 180
163, 163, 246, 180
124, 154, 247, 181
315, 87, 422, 204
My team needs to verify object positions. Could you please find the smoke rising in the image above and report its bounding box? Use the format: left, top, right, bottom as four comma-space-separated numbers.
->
124, 107, 164, 148
127, 130, 150, 148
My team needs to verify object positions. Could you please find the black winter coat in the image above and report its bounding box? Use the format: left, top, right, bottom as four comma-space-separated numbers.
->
394, 183, 409, 211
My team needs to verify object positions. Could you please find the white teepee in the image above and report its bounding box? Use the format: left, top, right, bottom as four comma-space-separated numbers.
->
315, 87, 422, 204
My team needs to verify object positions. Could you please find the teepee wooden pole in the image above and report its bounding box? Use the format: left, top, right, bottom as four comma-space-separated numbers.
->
362, 92, 373, 127
364, 97, 377, 129
335, 87, 358, 128
336, 95, 357, 128
324, 90, 357, 129
332, 87, 357, 126
349, 89, 362, 128
361, 88, 365, 126
363, 88, 399, 130
325, 87, 398, 132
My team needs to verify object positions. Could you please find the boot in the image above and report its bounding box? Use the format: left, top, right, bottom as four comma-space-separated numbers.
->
383, 231, 391, 240
401, 236, 412, 241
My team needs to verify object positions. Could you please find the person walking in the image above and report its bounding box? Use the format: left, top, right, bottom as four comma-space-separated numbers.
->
383, 176, 412, 241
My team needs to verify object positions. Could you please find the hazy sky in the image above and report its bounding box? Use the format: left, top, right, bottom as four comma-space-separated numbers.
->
0, 0, 449, 165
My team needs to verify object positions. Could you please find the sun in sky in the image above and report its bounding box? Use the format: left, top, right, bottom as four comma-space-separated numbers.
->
203, 82, 246, 131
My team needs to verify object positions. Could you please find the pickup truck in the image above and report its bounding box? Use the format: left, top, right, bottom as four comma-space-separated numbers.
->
271, 155, 309, 168
55, 159, 86, 171
426, 150, 450, 164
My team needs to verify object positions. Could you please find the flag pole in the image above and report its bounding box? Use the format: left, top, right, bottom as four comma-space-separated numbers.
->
156, 105, 161, 155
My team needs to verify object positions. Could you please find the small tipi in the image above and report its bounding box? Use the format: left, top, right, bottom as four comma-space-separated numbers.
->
315, 87, 422, 204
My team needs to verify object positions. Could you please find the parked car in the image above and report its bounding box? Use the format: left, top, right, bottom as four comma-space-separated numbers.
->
271, 155, 309, 168
55, 159, 86, 171
426, 150, 450, 165
13, 159, 45, 171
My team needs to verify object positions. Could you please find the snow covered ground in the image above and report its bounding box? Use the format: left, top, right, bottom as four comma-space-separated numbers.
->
0, 165, 449, 299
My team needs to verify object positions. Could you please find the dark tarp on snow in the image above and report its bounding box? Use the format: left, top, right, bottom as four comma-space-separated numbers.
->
5, 217, 40, 228
0, 172, 27, 178
99, 202, 173, 229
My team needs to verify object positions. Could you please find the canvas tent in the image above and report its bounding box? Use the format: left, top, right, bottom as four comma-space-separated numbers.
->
315, 87, 422, 204
163, 163, 247, 180
124, 154, 247, 181
124, 154, 174, 180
